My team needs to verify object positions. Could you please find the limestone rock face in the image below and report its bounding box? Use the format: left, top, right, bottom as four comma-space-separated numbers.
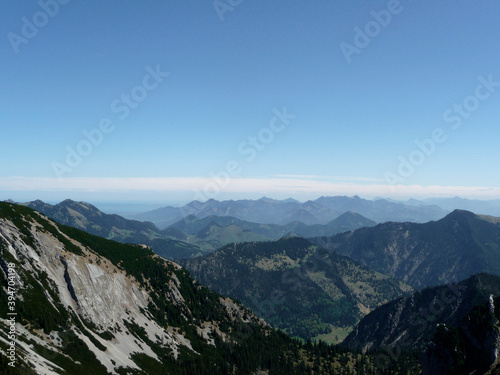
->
0, 204, 267, 374
0, 214, 186, 372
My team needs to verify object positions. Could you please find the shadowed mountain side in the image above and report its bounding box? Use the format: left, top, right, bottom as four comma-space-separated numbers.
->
421, 293, 500, 375
311, 210, 500, 288
342, 273, 500, 363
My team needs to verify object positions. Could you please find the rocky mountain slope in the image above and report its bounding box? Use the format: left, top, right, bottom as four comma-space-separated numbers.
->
312, 210, 500, 288
422, 294, 500, 375
0, 201, 424, 374
0, 201, 391, 374
0, 202, 276, 373
179, 237, 412, 343
342, 273, 500, 353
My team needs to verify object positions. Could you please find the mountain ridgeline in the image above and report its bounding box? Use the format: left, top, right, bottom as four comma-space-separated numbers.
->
341, 273, 500, 374
0, 202, 421, 374
131, 196, 448, 229
25, 199, 203, 259
24, 199, 378, 255
167, 211, 376, 250
311, 209, 500, 288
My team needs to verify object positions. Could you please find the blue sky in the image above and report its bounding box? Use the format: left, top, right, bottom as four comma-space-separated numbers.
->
2, 0, 500, 204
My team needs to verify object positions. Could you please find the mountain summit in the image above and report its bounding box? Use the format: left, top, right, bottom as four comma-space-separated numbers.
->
312, 209, 500, 287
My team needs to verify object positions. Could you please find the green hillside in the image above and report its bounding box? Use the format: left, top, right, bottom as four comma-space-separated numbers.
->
180, 237, 412, 343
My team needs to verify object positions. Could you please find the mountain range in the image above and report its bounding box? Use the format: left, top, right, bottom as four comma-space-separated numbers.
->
3, 197, 500, 373
1, 201, 419, 374
130, 196, 448, 229
22, 199, 377, 255
311, 209, 500, 288
24, 199, 203, 259
168, 211, 376, 250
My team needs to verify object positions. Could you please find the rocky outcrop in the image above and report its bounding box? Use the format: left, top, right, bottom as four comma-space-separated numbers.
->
0, 202, 273, 374
0, 214, 189, 373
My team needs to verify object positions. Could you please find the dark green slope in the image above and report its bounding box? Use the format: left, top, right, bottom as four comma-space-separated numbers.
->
312, 210, 500, 288
422, 294, 500, 375
342, 273, 500, 353
179, 237, 412, 343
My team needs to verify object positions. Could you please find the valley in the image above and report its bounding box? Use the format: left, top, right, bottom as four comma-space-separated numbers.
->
179, 237, 413, 343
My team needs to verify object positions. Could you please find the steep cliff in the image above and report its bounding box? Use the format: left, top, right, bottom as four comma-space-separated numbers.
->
0, 202, 281, 374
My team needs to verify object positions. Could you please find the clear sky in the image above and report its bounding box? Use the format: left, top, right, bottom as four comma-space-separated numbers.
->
2, 0, 500, 204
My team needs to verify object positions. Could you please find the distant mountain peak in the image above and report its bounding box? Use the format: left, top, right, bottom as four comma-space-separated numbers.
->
282, 197, 300, 203
313, 208, 500, 288
258, 196, 276, 202
442, 208, 477, 221
338, 211, 358, 217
